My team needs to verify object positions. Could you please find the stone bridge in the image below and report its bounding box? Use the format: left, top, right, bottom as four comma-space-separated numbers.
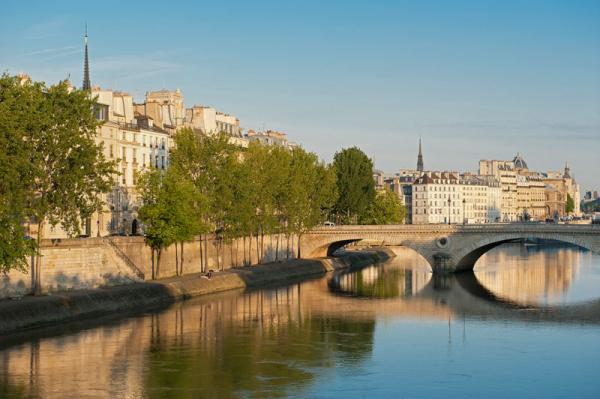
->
300, 224, 600, 273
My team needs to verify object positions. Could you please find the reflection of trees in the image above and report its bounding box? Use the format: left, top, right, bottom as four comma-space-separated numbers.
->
329, 264, 431, 299
474, 244, 580, 305
142, 286, 375, 398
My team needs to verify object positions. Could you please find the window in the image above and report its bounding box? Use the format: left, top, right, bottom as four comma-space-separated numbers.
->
143, 154, 146, 167
110, 145, 114, 158
122, 147, 127, 161
161, 156, 165, 169
122, 131, 126, 141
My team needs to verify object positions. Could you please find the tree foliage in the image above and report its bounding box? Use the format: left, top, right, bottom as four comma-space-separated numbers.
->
152, 130, 338, 269
332, 147, 375, 224
361, 189, 406, 225
566, 193, 575, 214
138, 167, 205, 278
0, 74, 115, 278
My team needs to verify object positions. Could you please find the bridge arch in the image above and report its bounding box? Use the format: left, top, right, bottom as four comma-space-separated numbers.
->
453, 233, 593, 272
301, 225, 600, 274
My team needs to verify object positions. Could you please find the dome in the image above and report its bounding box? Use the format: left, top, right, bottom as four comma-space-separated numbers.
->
513, 153, 528, 170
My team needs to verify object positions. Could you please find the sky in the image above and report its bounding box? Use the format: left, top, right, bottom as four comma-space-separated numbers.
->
1, 0, 599, 190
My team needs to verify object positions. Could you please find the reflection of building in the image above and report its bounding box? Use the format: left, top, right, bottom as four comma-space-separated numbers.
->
475, 244, 580, 305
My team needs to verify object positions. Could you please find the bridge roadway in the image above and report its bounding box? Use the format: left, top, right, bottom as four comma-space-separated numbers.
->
300, 223, 600, 273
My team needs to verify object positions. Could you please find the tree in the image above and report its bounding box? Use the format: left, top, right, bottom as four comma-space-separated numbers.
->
566, 193, 575, 214
0, 74, 39, 272
137, 168, 203, 279
0, 77, 115, 290
361, 189, 406, 225
332, 147, 375, 224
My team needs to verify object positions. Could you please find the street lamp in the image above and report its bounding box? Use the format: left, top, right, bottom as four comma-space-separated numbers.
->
462, 198, 466, 225
447, 197, 452, 225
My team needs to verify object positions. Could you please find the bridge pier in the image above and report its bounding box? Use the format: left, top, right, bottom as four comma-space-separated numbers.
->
431, 254, 456, 274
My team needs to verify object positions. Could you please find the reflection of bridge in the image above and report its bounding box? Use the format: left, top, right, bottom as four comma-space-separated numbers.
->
300, 224, 600, 273
305, 269, 600, 325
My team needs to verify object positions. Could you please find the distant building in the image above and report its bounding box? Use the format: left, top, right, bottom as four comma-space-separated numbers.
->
185, 104, 242, 138
543, 163, 581, 217
246, 129, 297, 150
412, 171, 501, 225
479, 159, 518, 222
134, 89, 186, 134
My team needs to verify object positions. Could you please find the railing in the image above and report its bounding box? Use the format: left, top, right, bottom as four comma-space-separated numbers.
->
309, 223, 600, 234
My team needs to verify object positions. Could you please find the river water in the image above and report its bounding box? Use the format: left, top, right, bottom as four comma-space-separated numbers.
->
1, 243, 599, 398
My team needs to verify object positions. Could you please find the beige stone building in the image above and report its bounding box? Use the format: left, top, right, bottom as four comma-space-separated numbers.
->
245, 129, 297, 149
479, 159, 518, 222
543, 164, 581, 218
412, 172, 501, 225
134, 89, 186, 134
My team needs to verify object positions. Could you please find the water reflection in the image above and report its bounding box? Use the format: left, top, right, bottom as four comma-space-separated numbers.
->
474, 243, 594, 305
0, 244, 599, 398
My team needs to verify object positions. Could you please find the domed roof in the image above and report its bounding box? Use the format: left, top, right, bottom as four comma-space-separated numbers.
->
513, 153, 528, 170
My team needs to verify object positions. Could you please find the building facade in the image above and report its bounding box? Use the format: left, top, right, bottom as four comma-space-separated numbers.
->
412, 172, 501, 225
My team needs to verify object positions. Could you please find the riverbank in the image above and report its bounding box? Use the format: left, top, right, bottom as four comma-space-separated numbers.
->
0, 249, 392, 336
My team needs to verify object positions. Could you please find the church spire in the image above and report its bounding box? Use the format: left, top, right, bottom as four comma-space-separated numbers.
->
417, 138, 424, 172
82, 24, 91, 91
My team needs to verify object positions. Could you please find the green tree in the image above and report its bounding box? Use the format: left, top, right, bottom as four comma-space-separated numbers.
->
332, 147, 375, 224
169, 130, 237, 271
138, 168, 203, 279
0, 74, 40, 272
9, 78, 115, 292
566, 193, 575, 214
362, 189, 406, 224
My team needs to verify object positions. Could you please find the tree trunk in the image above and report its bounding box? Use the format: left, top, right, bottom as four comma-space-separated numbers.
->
180, 242, 184, 276
286, 234, 290, 260
242, 236, 247, 266
199, 236, 204, 273
249, 233, 253, 265
34, 221, 44, 295
255, 234, 260, 264
275, 233, 280, 261
151, 249, 155, 280
297, 234, 302, 259
156, 249, 162, 279
175, 242, 179, 276
204, 233, 209, 272
260, 233, 265, 263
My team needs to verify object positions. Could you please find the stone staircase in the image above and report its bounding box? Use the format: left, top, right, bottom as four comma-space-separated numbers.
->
105, 238, 145, 280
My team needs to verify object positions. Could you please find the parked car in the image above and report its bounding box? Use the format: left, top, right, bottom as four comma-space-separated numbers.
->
323, 221, 335, 227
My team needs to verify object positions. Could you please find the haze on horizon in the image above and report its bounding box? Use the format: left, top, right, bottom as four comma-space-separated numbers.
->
1, 0, 598, 190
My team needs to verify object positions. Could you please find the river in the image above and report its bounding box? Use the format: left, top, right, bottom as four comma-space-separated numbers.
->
1, 243, 599, 398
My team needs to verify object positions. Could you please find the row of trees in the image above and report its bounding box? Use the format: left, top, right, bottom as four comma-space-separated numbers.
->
0, 75, 115, 287
138, 134, 406, 276
137, 129, 339, 276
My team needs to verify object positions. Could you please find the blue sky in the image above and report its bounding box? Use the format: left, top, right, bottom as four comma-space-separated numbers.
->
1, 0, 599, 190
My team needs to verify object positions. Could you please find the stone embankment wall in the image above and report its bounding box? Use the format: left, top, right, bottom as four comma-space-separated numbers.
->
0, 233, 300, 298
0, 250, 393, 334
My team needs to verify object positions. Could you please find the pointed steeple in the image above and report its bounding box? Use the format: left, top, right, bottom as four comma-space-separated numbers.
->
417, 138, 424, 172
82, 24, 91, 92
564, 161, 571, 178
